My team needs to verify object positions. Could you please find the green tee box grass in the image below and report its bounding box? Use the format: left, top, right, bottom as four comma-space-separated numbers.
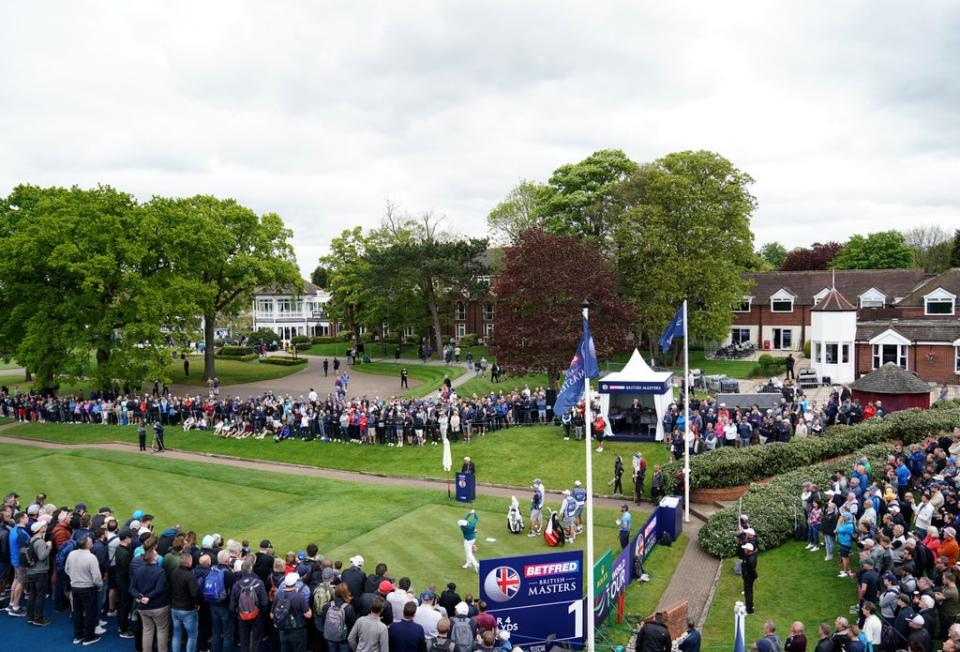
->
5, 423, 672, 498
166, 355, 305, 387
0, 442, 632, 592
457, 373, 551, 398
701, 541, 858, 646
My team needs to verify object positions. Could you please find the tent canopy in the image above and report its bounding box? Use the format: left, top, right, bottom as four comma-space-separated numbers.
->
599, 349, 674, 441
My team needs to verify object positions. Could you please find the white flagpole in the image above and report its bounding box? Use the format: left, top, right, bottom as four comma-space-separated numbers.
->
683, 300, 691, 523
583, 301, 595, 652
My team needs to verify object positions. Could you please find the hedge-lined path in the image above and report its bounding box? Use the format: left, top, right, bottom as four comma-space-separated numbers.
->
655, 513, 719, 626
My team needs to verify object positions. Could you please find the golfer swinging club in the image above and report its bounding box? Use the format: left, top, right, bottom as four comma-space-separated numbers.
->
459, 509, 479, 573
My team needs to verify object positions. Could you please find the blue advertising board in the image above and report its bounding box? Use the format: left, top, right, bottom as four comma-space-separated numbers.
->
480, 550, 584, 651
598, 380, 671, 394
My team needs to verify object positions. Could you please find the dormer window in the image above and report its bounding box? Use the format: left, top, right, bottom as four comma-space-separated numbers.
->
924, 288, 956, 316
813, 288, 830, 306
770, 289, 795, 313
859, 288, 886, 309
733, 297, 752, 313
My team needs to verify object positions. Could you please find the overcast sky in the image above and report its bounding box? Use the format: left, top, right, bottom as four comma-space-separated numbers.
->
3, 1, 959, 275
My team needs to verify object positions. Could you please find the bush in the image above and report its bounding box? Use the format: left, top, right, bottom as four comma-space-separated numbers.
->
665, 407, 960, 490
802, 340, 811, 358
755, 353, 786, 376
337, 331, 354, 342
216, 353, 258, 362
218, 345, 254, 357
359, 332, 374, 343
459, 333, 479, 347
699, 444, 891, 558
259, 356, 308, 366
311, 336, 337, 345
245, 328, 278, 348
291, 335, 311, 345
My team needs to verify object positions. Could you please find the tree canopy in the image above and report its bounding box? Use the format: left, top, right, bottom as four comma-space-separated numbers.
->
486, 180, 548, 244
758, 242, 788, 269
903, 226, 951, 273
779, 242, 843, 271
830, 231, 915, 270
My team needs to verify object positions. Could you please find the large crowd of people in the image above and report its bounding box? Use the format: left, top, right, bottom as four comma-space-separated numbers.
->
1, 493, 523, 652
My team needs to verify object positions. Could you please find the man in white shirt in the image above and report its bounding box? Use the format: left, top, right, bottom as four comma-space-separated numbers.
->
413, 591, 444, 640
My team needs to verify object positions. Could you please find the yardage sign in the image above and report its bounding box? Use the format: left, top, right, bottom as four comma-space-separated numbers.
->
480, 550, 584, 651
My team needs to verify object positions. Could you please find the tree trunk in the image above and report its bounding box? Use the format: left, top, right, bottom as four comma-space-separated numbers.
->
23, 368, 31, 382
548, 366, 559, 390
204, 311, 216, 380
428, 297, 443, 356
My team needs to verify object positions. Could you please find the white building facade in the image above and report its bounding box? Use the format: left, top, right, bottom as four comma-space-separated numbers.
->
251, 280, 334, 343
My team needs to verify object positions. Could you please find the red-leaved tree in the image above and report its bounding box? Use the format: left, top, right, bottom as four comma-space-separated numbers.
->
779, 241, 844, 271
491, 229, 635, 388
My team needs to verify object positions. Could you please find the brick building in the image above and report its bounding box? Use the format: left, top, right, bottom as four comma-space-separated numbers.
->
729, 268, 960, 384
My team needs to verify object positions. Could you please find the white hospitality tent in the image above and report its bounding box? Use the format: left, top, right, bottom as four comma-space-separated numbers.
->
598, 349, 674, 441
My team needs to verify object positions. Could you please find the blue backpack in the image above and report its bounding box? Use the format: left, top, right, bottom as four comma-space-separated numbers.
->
202, 567, 227, 602
56, 538, 77, 572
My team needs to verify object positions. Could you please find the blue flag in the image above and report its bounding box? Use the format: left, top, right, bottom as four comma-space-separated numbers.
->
658, 304, 685, 353
553, 317, 600, 416
733, 607, 746, 652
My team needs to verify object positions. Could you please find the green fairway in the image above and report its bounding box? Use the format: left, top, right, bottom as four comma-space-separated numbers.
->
166, 355, 306, 386
0, 442, 634, 593
352, 362, 466, 398
457, 373, 551, 397
5, 422, 672, 497
701, 541, 857, 646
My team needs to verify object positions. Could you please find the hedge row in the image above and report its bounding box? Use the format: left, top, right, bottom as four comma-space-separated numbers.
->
699, 443, 891, 558
664, 407, 960, 490
259, 356, 307, 366
218, 345, 254, 357
215, 353, 258, 362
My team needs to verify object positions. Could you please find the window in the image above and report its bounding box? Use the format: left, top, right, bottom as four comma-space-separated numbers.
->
813, 289, 829, 306
256, 299, 273, 315
455, 302, 466, 320
456, 323, 466, 338
858, 288, 885, 309
730, 328, 751, 345
482, 303, 494, 321
926, 298, 955, 315
956, 347, 960, 374
484, 322, 494, 339
824, 343, 838, 364
842, 344, 850, 364
872, 344, 907, 369
772, 328, 792, 350
770, 289, 795, 313
733, 297, 752, 313
277, 299, 302, 315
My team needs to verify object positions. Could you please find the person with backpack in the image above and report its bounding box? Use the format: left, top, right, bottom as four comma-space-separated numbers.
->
321, 581, 357, 652
6, 510, 30, 617
348, 595, 390, 652
230, 554, 269, 652
430, 618, 456, 652
207, 550, 237, 652
272, 572, 313, 652
24, 519, 52, 626
449, 602, 477, 652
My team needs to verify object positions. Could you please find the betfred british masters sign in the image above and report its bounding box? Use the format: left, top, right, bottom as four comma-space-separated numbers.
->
480, 550, 584, 651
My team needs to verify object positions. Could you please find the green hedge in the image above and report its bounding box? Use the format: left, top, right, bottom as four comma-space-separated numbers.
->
218, 345, 254, 357
459, 333, 479, 347
311, 336, 337, 345
337, 332, 354, 342
666, 407, 960, 490
260, 356, 308, 366
215, 353, 258, 362
699, 443, 891, 558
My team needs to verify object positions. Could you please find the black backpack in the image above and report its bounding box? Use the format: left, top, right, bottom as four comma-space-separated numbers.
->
20, 539, 38, 568
659, 531, 673, 547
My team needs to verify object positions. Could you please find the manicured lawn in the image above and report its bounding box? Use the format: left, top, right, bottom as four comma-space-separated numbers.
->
352, 362, 464, 398
0, 442, 631, 592
667, 350, 759, 379
305, 343, 493, 363
601, 534, 690, 647
457, 373, 551, 397
304, 342, 355, 357
700, 541, 858, 646
6, 423, 672, 497
166, 355, 306, 386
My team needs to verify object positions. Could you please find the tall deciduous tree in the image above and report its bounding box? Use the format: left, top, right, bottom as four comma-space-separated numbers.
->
758, 242, 788, 269
830, 231, 915, 269
151, 195, 300, 380
779, 242, 843, 271
951, 230, 960, 269
486, 180, 548, 245
320, 227, 380, 344
613, 151, 756, 358
491, 229, 634, 388
540, 149, 638, 243
310, 265, 330, 288
903, 225, 951, 273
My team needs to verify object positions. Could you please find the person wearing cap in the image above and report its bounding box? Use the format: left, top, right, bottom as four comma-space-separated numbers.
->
459, 510, 479, 573
253, 539, 275, 585
572, 481, 587, 533
857, 557, 880, 611
893, 593, 916, 643
617, 504, 632, 550
114, 528, 136, 639
908, 612, 933, 652
944, 528, 960, 567
879, 573, 900, 619
359, 580, 396, 625
461, 457, 475, 475
342, 556, 367, 611
741, 542, 758, 614
528, 479, 544, 538
271, 571, 313, 651
25, 519, 52, 626
560, 490, 578, 541
414, 590, 443, 639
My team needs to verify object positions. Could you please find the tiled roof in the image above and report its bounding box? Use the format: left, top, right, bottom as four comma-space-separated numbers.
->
896, 268, 960, 306
742, 269, 927, 306
856, 319, 960, 343
811, 288, 856, 312
850, 363, 931, 394
254, 279, 321, 296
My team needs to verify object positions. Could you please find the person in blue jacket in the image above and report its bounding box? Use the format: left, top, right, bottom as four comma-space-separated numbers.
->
458, 510, 479, 573
836, 512, 856, 578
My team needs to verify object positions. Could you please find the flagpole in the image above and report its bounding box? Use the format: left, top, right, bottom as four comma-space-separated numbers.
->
683, 299, 690, 523
583, 300, 595, 652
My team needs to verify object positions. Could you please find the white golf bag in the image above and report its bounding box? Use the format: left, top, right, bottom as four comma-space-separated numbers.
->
507, 496, 524, 533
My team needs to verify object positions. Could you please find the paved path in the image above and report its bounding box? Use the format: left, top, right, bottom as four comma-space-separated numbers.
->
655, 513, 720, 626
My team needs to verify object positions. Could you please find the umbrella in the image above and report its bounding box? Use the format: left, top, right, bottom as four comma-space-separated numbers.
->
442, 436, 453, 498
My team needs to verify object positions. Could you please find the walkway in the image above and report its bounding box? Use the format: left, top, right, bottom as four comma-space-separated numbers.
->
655, 513, 720, 626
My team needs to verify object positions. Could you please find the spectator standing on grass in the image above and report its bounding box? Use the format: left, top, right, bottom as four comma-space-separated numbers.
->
635, 612, 671, 652
273, 571, 312, 652
755, 620, 782, 652
784, 621, 806, 652
741, 542, 758, 615
813, 624, 833, 652
230, 554, 269, 652
349, 596, 390, 652
390, 601, 427, 652
678, 619, 701, 652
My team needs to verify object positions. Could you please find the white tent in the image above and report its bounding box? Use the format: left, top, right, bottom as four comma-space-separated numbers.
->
598, 349, 674, 441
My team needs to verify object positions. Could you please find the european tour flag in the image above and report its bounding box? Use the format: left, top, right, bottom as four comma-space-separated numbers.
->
657, 304, 684, 353
553, 317, 601, 416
